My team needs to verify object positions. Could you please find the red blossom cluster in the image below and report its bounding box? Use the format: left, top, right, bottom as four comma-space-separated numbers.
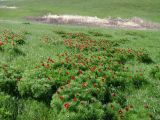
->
30, 32, 148, 117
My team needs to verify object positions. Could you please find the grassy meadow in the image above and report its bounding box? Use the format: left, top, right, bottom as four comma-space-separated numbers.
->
0, 0, 160, 120
0, 0, 160, 22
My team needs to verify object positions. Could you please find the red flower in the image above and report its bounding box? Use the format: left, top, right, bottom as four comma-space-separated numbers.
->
118, 109, 123, 114
64, 103, 69, 109
98, 56, 101, 61
35, 66, 39, 69
41, 63, 45, 66
103, 75, 107, 78
79, 70, 83, 74
65, 57, 69, 63
90, 66, 96, 72
72, 63, 75, 66
0, 41, 4, 46
112, 93, 116, 97
73, 97, 77, 101
98, 68, 102, 72
68, 80, 70, 84
125, 106, 129, 111
48, 57, 54, 63
45, 64, 50, 69
82, 82, 87, 87
5, 37, 8, 43
93, 83, 97, 87
66, 71, 69, 75
71, 76, 75, 80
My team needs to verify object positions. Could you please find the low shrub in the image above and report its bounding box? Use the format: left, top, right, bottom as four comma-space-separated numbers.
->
132, 73, 147, 88
136, 50, 153, 64
0, 64, 22, 95
17, 99, 49, 120
0, 92, 17, 120
0, 30, 26, 56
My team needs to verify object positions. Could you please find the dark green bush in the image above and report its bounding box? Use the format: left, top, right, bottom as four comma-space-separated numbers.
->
106, 74, 129, 90
18, 77, 54, 99
17, 99, 49, 120
51, 100, 104, 120
0, 92, 17, 120
137, 51, 153, 64
132, 74, 147, 88
0, 64, 22, 95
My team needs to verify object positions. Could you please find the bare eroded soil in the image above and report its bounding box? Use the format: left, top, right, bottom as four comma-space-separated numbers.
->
27, 14, 160, 30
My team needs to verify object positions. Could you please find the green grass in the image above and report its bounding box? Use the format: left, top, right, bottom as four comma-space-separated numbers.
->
0, 0, 160, 22
0, 21, 160, 119
0, 0, 160, 119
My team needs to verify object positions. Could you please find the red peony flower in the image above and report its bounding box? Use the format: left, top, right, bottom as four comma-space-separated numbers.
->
79, 70, 83, 74
66, 71, 69, 75
41, 63, 45, 66
118, 109, 123, 114
65, 57, 69, 63
140, 73, 143, 76
125, 106, 129, 111
71, 76, 75, 80
48, 57, 54, 63
64, 103, 69, 109
0, 41, 4, 46
45, 64, 50, 69
93, 83, 97, 87
68, 80, 70, 84
72, 63, 75, 66
5, 37, 8, 43
112, 93, 116, 97
98, 56, 101, 61
90, 66, 96, 72
98, 68, 102, 72
82, 82, 87, 87
73, 97, 77, 101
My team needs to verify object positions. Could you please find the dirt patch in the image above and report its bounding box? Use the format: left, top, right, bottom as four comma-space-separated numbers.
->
27, 14, 160, 30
